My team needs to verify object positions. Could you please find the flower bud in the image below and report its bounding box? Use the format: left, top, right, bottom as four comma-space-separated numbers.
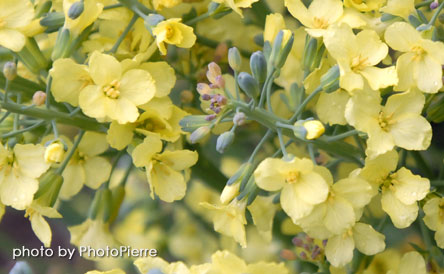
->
408, 15, 422, 28
3, 62, 17, 81
250, 51, 267, 83
40, 11, 65, 28
190, 126, 211, 143
197, 83, 211, 95
32, 91, 47, 106
34, 172, 64, 207
320, 65, 340, 93
237, 72, 260, 99
303, 37, 317, 72
180, 115, 210, 132
303, 120, 325, 140
228, 47, 242, 71
220, 183, 240, 204
44, 142, 65, 164
207, 62, 222, 84
216, 131, 235, 153
233, 112, 246, 126
67, 1, 84, 19
214, 75, 225, 88
430, 1, 439, 9
292, 121, 308, 140
51, 28, 71, 61
270, 30, 294, 69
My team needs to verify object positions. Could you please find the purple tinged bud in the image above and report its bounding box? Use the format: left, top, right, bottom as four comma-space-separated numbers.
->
197, 83, 211, 95
292, 237, 304, 247
431, 1, 439, 9
202, 94, 211, 100
299, 252, 308, 260
214, 107, 221, 114
215, 75, 226, 88
311, 246, 321, 260
205, 114, 217, 121
322, 239, 328, 247
233, 112, 246, 126
303, 244, 310, 251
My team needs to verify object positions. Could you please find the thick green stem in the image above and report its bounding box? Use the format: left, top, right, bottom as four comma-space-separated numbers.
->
324, 130, 359, 142
0, 101, 107, 132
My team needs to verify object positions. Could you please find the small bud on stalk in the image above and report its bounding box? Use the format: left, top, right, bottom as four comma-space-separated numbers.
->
3, 62, 17, 81
32, 91, 47, 106
190, 126, 210, 144
67, 1, 84, 19
303, 120, 325, 140
250, 51, 267, 83
44, 142, 65, 164
238, 72, 260, 99
216, 131, 235, 153
228, 47, 242, 71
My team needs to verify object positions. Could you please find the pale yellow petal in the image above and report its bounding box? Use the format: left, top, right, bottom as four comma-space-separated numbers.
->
423, 197, 441, 231
394, 53, 416, 92
140, 62, 176, 97
1, 172, 38, 210
84, 157, 111, 189
390, 116, 432, 151
157, 150, 198, 171
360, 66, 398, 90
340, 71, 364, 92
384, 22, 421, 52
333, 177, 373, 208
296, 172, 329, 204
316, 89, 349, 125
325, 233, 354, 267
79, 85, 108, 119
324, 196, 355, 234
151, 163, 186, 202
414, 55, 443, 93
60, 163, 86, 199
119, 69, 156, 104
79, 132, 109, 156
398, 252, 427, 274
353, 223, 385, 255
131, 135, 162, 167
254, 158, 287, 191
281, 184, 315, 221
381, 190, 418, 228
392, 168, 429, 205
106, 121, 135, 150
88, 51, 121, 86
14, 144, 49, 178
30, 214, 52, 247
0, 29, 26, 52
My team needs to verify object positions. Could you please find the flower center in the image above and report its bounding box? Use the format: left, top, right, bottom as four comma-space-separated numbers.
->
313, 17, 329, 29
351, 55, 369, 72
286, 171, 300, 184
410, 45, 425, 60
165, 25, 174, 39
103, 80, 121, 99
378, 111, 393, 131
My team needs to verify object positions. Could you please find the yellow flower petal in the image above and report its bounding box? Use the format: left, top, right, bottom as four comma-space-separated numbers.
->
0, 29, 26, 52
398, 252, 427, 274
140, 62, 176, 97
353, 223, 385, 255
157, 150, 198, 171
324, 196, 355, 234
89, 51, 121, 86
360, 66, 398, 90
1, 172, 38, 210
106, 121, 135, 150
30, 213, 52, 247
414, 55, 443, 93
381, 190, 418, 228
14, 144, 50, 179
131, 135, 162, 167
392, 168, 429, 205
119, 69, 156, 104
79, 132, 109, 157
84, 156, 112, 189
384, 22, 421, 52
281, 184, 315, 221
60, 163, 86, 199
325, 233, 354, 267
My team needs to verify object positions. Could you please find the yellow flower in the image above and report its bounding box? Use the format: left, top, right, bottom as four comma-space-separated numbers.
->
152, 18, 196, 55
0, 0, 34, 51
152, 0, 182, 10
107, 97, 187, 150
303, 120, 325, 140
387, 251, 427, 274
254, 157, 329, 222
380, 0, 415, 20
345, 88, 432, 158
200, 200, 247, 248
385, 22, 444, 93
134, 257, 191, 274
25, 201, 62, 247
78, 51, 156, 124
344, 0, 386, 12
324, 24, 398, 92
213, 0, 259, 17
0, 143, 50, 210
247, 196, 278, 242
316, 89, 350, 126
359, 150, 430, 228
131, 134, 198, 202
325, 222, 385, 267
207, 250, 289, 274
63, 0, 103, 36
69, 218, 119, 260
58, 132, 111, 199
285, 0, 364, 37
44, 142, 65, 164
264, 13, 286, 44
296, 169, 373, 239
423, 197, 444, 249
50, 58, 93, 107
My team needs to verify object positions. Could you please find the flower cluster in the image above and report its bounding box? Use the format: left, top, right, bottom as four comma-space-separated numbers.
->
2, 0, 444, 273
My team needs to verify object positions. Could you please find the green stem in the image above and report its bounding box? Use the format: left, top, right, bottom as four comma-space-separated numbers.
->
13, 94, 21, 131
234, 71, 240, 100
56, 130, 85, 175
308, 144, 316, 164
0, 101, 107, 132
324, 130, 359, 142
0, 111, 10, 123
289, 86, 323, 123
51, 120, 59, 139
248, 129, 273, 163
276, 128, 288, 158
110, 14, 138, 54
185, 12, 211, 25
45, 76, 52, 109
272, 140, 293, 157
259, 68, 275, 109
1, 120, 46, 139
429, 0, 444, 25
3, 78, 10, 103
